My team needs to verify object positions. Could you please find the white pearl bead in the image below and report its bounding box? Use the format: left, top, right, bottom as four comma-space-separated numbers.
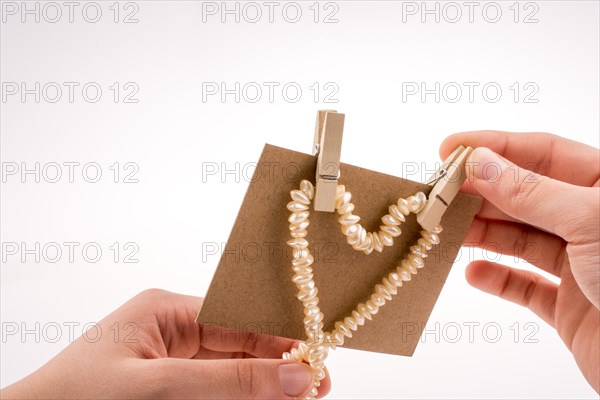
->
338, 213, 360, 225
336, 202, 355, 215
344, 316, 358, 331
398, 268, 412, 281
382, 277, 398, 295
332, 330, 345, 346
324, 334, 338, 349
365, 300, 379, 315
432, 225, 443, 234
292, 266, 313, 278
304, 305, 320, 316
287, 238, 308, 249
311, 366, 326, 380
418, 237, 432, 251
292, 254, 314, 267
362, 233, 374, 255
297, 280, 315, 292
290, 229, 308, 238
402, 260, 417, 275
335, 185, 345, 200
300, 180, 315, 200
292, 248, 309, 259
348, 226, 366, 246
397, 198, 410, 215
415, 192, 427, 212
388, 271, 403, 287
375, 284, 392, 300
407, 195, 419, 213
306, 326, 324, 341
408, 254, 424, 269
289, 220, 309, 231
354, 232, 371, 251
371, 293, 386, 307
410, 245, 427, 258
297, 287, 318, 302
422, 230, 440, 245
288, 211, 309, 224
290, 348, 301, 359
336, 191, 352, 209
381, 214, 400, 226
303, 311, 324, 326
290, 189, 310, 205
372, 232, 383, 252
341, 223, 359, 236
351, 310, 365, 326
335, 321, 353, 338
378, 230, 393, 246
293, 273, 314, 285
303, 297, 319, 308
287, 201, 309, 212
388, 205, 406, 222
408, 192, 427, 213
347, 233, 360, 246
357, 303, 372, 320
292, 260, 313, 274
380, 224, 401, 237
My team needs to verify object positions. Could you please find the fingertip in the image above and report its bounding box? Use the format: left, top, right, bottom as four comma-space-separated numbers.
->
465, 260, 498, 292
439, 132, 463, 159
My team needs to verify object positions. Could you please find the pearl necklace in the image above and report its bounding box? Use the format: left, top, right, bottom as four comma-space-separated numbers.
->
282, 180, 442, 400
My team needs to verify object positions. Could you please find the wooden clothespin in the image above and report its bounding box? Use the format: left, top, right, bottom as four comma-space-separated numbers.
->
313, 110, 345, 212
417, 145, 473, 231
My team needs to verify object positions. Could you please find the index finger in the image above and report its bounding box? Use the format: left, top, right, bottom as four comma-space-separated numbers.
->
199, 324, 299, 359
441, 131, 600, 187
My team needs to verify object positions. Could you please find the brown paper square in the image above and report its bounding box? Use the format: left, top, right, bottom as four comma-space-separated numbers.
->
197, 144, 481, 356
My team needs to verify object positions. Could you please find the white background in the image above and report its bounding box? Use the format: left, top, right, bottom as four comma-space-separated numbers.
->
1, 1, 599, 398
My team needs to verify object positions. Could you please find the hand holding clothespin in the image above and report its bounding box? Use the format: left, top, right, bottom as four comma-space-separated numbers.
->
417, 145, 473, 231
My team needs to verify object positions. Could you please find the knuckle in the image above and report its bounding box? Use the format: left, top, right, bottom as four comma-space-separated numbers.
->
505, 173, 540, 218
521, 276, 539, 307
138, 288, 167, 298
242, 330, 261, 355
137, 288, 169, 300
236, 361, 259, 397
557, 187, 598, 241
512, 228, 531, 260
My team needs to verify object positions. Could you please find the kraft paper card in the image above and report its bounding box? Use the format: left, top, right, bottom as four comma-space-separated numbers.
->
197, 144, 481, 356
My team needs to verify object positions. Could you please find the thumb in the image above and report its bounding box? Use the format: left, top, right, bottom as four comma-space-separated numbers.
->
150, 358, 315, 399
466, 147, 590, 240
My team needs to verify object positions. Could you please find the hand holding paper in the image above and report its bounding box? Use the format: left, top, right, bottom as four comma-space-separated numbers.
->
0, 289, 331, 399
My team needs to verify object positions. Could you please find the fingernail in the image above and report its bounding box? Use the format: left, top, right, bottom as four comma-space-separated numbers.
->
278, 363, 313, 397
468, 147, 507, 181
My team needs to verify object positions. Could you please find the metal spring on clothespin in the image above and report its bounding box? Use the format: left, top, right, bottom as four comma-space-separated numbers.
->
311, 110, 471, 229
417, 145, 473, 231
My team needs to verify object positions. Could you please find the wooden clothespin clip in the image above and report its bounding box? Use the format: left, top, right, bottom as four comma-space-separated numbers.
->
417, 145, 473, 231
312, 110, 345, 212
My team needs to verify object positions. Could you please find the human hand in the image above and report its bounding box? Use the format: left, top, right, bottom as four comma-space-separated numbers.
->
0, 289, 331, 399
441, 131, 599, 393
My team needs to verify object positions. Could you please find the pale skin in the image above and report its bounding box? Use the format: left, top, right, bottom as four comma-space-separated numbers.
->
1, 131, 598, 398
441, 131, 599, 393
0, 289, 332, 399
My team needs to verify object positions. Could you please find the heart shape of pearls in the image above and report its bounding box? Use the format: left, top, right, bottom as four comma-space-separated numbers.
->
282, 180, 442, 399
